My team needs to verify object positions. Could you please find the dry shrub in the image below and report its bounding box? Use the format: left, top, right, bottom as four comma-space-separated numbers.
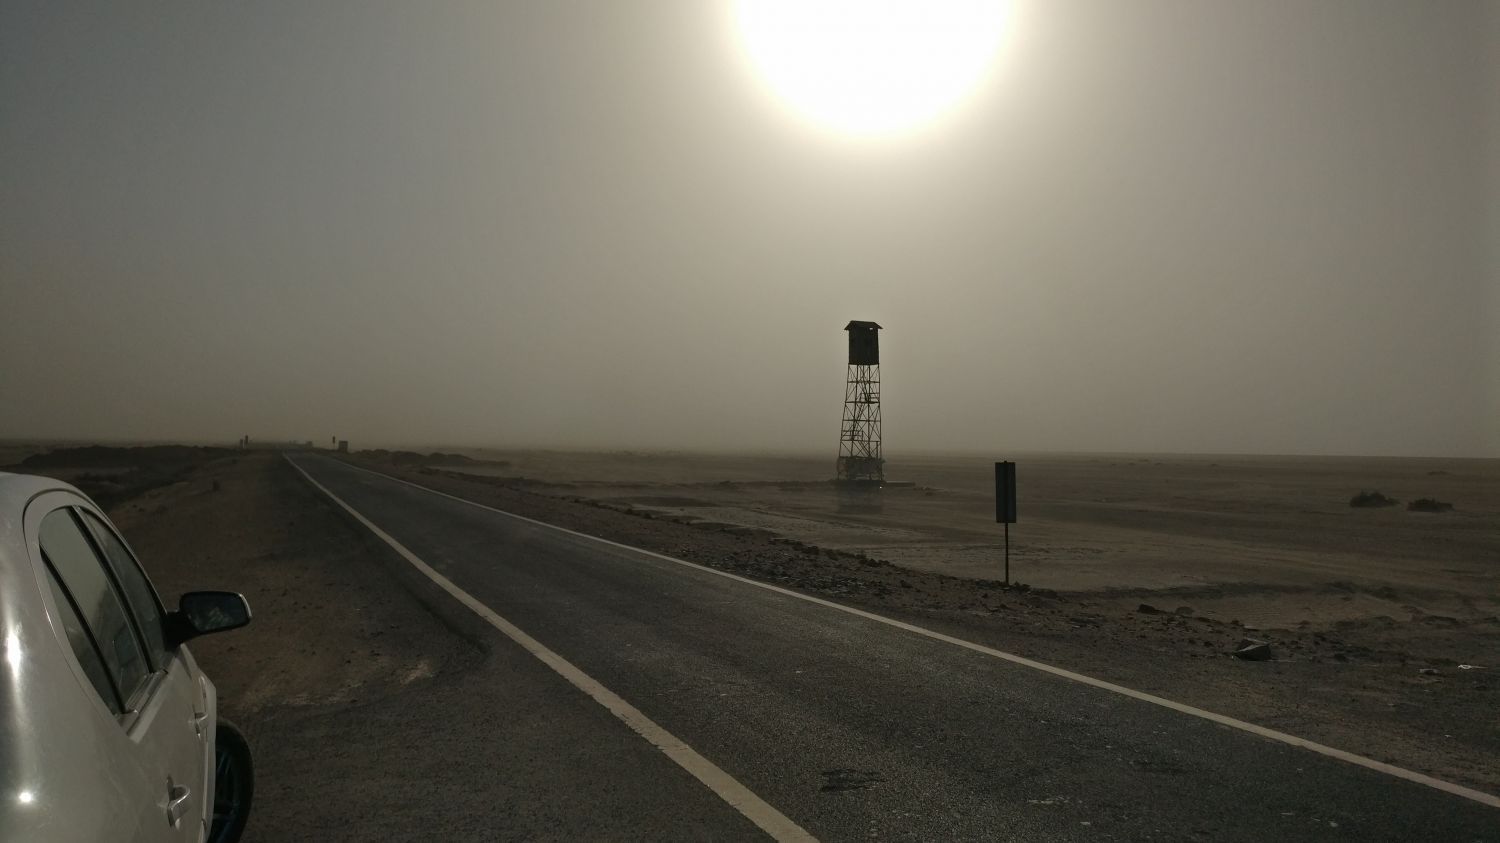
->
1407, 497, 1454, 513
1349, 490, 1398, 508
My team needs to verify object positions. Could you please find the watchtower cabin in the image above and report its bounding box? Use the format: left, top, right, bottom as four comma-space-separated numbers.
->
837, 321, 884, 484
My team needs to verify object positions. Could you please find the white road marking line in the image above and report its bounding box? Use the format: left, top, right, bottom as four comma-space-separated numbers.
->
287, 458, 817, 843
300, 456, 1500, 812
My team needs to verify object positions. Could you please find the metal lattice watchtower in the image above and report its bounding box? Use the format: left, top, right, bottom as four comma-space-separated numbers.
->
837, 321, 884, 484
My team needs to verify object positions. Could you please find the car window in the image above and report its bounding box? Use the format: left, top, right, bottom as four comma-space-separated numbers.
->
79, 510, 168, 668
41, 564, 123, 714
39, 509, 151, 707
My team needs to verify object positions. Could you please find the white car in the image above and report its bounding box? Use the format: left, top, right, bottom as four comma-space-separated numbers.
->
0, 472, 253, 842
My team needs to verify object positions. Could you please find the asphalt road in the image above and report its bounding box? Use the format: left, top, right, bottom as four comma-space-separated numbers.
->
288, 455, 1498, 842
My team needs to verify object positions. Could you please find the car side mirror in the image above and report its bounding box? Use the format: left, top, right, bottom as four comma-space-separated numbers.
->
168, 591, 252, 646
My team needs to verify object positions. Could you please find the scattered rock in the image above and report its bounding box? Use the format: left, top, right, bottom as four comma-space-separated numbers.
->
1173, 606, 1194, 616
1137, 603, 1165, 615
1418, 668, 1440, 676
1233, 638, 1274, 661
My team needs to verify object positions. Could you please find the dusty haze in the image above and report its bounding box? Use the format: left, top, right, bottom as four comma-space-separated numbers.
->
3, 1, 1496, 456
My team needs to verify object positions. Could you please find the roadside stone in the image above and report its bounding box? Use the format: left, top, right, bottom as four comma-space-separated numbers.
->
1137, 603, 1164, 615
1233, 638, 1274, 661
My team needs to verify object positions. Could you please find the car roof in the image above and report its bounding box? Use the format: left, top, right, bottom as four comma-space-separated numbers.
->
0, 471, 88, 515
0, 473, 91, 600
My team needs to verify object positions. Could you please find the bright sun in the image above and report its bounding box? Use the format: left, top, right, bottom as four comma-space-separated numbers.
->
733, 0, 1012, 139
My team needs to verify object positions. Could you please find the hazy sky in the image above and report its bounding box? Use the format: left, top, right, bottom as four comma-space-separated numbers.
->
3, 1, 1497, 457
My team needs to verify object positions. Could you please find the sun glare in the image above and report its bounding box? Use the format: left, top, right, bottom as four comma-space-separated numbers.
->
734, 0, 1012, 139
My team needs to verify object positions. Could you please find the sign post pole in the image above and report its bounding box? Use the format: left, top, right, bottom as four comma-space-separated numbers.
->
995, 461, 1016, 585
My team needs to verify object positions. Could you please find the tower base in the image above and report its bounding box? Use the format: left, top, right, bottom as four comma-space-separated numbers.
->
836, 456, 885, 485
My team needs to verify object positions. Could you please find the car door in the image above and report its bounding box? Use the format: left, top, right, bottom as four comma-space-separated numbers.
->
76, 505, 216, 840
35, 500, 208, 842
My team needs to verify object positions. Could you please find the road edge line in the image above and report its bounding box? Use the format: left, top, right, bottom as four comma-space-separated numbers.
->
285, 456, 819, 842
305, 455, 1500, 811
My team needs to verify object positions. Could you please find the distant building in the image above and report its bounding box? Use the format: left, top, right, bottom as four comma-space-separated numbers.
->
337, 440, 349, 453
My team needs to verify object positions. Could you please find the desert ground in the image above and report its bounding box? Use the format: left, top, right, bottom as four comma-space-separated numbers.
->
440, 449, 1500, 630
3, 443, 1497, 835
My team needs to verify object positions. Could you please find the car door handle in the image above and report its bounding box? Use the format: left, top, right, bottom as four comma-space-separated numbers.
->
165, 780, 192, 827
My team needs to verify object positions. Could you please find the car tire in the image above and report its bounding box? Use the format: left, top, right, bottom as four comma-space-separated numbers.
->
209, 718, 254, 843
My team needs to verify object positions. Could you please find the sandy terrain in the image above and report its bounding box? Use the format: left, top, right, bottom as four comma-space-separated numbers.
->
437, 449, 1500, 632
